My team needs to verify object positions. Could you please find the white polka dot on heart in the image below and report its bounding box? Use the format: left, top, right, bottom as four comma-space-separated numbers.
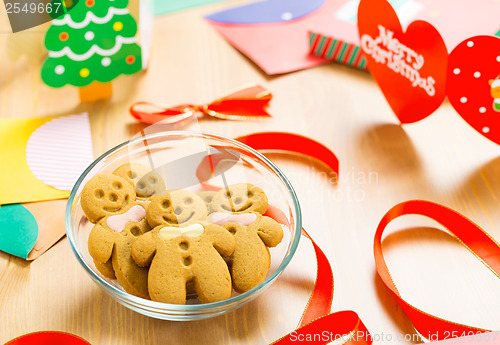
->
474, 71, 481, 78
467, 41, 474, 47
460, 97, 467, 103
483, 127, 490, 133
453, 68, 460, 75
479, 107, 486, 113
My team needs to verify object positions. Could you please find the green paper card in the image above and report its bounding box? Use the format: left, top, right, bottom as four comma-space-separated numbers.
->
0, 204, 39, 259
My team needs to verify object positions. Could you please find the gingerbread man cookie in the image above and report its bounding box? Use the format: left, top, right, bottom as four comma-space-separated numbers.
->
210, 212, 283, 292
81, 174, 151, 298
88, 205, 151, 299
210, 183, 268, 214
147, 189, 208, 227
113, 163, 167, 199
131, 222, 235, 304
81, 174, 138, 224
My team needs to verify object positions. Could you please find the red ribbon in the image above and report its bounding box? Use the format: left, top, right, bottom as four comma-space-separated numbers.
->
195, 132, 339, 191
196, 132, 369, 345
130, 85, 272, 125
374, 200, 500, 341
265, 206, 371, 345
236, 132, 339, 175
4, 331, 90, 345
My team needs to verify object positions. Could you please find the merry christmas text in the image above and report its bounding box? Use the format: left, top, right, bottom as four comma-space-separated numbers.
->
361, 25, 436, 97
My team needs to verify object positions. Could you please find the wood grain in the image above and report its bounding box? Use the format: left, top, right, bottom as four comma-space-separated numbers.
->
1, 2, 500, 344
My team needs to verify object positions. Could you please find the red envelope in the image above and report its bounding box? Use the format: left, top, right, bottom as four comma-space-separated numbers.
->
206, 0, 337, 75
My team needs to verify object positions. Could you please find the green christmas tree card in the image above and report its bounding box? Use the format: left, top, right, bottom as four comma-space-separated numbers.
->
41, 0, 152, 102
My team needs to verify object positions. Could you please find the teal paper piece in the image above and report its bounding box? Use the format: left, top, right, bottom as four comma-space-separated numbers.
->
0, 204, 38, 259
154, 0, 230, 16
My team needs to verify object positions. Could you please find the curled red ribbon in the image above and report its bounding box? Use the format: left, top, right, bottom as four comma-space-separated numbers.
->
195, 132, 339, 192
130, 85, 272, 125
195, 132, 369, 345
236, 132, 339, 175
375, 200, 500, 341
265, 206, 371, 345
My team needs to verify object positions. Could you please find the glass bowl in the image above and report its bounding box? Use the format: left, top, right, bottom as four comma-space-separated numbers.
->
65, 131, 301, 321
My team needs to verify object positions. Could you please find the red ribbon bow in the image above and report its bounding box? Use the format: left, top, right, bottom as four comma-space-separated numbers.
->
130, 85, 272, 125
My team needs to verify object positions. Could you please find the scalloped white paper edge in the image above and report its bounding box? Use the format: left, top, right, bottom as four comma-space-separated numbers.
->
26, 113, 94, 191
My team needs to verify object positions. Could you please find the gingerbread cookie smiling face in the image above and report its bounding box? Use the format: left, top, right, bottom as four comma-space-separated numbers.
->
210, 183, 268, 214
81, 174, 136, 224
131, 222, 235, 304
113, 163, 166, 199
171, 189, 208, 224
147, 190, 208, 227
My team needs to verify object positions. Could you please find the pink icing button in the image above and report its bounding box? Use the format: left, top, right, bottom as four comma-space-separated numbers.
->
210, 212, 257, 226
106, 205, 146, 232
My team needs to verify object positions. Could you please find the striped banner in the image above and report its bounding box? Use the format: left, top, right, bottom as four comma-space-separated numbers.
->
309, 31, 368, 70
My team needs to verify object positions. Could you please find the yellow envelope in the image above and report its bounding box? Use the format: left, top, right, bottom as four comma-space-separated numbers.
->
0, 113, 93, 205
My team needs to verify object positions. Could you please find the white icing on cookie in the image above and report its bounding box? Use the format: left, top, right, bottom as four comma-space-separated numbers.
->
159, 223, 204, 241
210, 212, 257, 226
106, 205, 145, 232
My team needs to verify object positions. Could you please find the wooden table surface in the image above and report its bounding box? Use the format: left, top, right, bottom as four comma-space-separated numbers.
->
2, 2, 500, 344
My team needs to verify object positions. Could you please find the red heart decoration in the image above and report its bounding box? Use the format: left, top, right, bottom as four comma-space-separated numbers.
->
447, 35, 500, 145
357, 0, 448, 124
